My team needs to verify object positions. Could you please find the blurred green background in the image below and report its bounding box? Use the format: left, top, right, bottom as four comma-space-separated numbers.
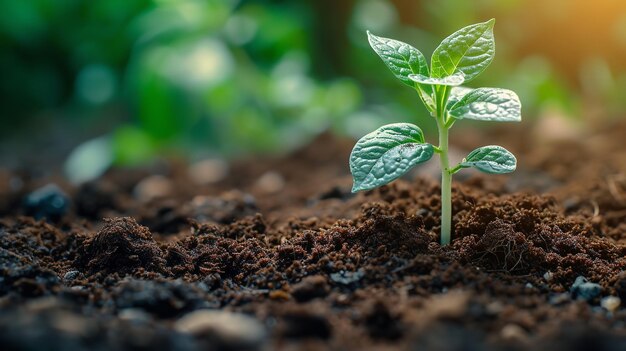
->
2, 0, 626, 182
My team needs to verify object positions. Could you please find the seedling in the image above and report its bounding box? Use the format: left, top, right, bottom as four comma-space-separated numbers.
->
350, 19, 521, 245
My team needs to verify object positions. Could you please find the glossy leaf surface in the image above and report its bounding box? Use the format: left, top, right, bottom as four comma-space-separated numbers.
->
408, 71, 465, 86
448, 87, 521, 122
460, 145, 516, 174
431, 19, 495, 82
367, 31, 434, 108
350, 123, 434, 192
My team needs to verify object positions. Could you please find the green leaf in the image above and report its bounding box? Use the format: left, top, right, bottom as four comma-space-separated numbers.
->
446, 86, 473, 109
460, 145, 516, 174
431, 19, 495, 82
367, 31, 429, 87
350, 123, 434, 192
448, 88, 521, 122
408, 71, 465, 86
367, 31, 434, 109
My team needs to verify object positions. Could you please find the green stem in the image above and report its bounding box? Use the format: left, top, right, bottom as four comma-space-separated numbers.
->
435, 86, 452, 246
449, 163, 463, 175
438, 122, 452, 246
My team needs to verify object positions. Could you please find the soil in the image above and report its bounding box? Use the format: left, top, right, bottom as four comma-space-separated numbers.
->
1, 119, 626, 350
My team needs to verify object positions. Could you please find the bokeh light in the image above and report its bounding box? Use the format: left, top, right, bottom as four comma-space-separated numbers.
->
1, 0, 626, 181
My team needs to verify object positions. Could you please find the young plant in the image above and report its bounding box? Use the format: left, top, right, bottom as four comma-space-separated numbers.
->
350, 19, 521, 246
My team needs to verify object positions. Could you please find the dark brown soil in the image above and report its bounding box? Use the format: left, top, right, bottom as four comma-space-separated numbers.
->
1, 119, 626, 350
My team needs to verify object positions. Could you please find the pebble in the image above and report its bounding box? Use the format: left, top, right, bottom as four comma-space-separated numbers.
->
254, 171, 285, 194
601, 296, 621, 313
188, 159, 229, 185
174, 310, 266, 348
500, 324, 528, 343
63, 271, 81, 282
549, 293, 571, 305
330, 270, 365, 285
118, 308, 153, 323
24, 184, 69, 221
133, 175, 173, 202
543, 271, 553, 282
570, 276, 602, 301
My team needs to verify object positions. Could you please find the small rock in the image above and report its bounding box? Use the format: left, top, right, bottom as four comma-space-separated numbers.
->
543, 271, 553, 282
133, 175, 173, 202
254, 171, 285, 194
549, 293, 571, 305
601, 296, 621, 312
24, 184, 69, 221
291, 275, 330, 302
500, 324, 528, 343
118, 308, 153, 323
63, 271, 81, 282
570, 276, 601, 301
330, 269, 365, 285
175, 310, 266, 348
188, 159, 229, 185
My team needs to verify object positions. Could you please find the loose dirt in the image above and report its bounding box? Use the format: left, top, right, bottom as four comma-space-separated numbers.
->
1, 119, 626, 350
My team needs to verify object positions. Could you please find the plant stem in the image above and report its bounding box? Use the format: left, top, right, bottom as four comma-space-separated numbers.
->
435, 85, 452, 246
438, 122, 452, 246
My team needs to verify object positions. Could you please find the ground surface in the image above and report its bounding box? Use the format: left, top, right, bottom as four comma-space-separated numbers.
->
1, 118, 626, 350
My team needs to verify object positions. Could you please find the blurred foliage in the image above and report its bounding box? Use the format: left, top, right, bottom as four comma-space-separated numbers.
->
123, 0, 364, 158
2, 0, 626, 177
0, 0, 149, 119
